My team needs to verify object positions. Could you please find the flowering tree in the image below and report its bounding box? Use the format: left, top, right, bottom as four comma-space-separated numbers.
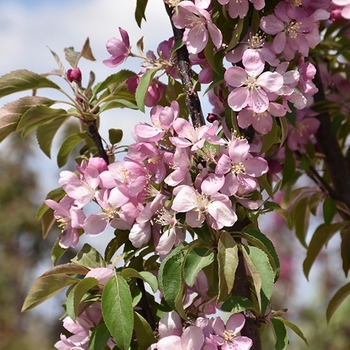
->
1, 0, 350, 349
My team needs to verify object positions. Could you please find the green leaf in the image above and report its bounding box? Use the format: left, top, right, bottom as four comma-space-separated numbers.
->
66, 277, 99, 322
94, 70, 136, 95
18, 106, 68, 137
326, 282, 350, 322
158, 248, 186, 318
133, 312, 157, 350
72, 243, 107, 269
225, 18, 244, 52
275, 317, 308, 345
102, 275, 134, 350
109, 128, 123, 145
291, 196, 310, 248
21, 262, 87, 311
121, 268, 158, 293
323, 197, 337, 224
221, 295, 255, 313
0, 69, 60, 98
135, 0, 149, 27
245, 246, 274, 314
183, 247, 215, 287
0, 96, 55, 142
241, 229, 280, 282
89, 322, 111, 350
282, 147, 296, 187
57, 132, 87, 167
36, 187, 66, 221
271, 318, 288, 350
135, 68, 158, 112
36, 115, 69, 157
217, 232, 239, 302
303, 222, 350, 279
51, 237, 67, 266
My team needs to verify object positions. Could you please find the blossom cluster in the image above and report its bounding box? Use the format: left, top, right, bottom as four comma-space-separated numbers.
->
46, 100, 268, 254
149, 311, 252, 350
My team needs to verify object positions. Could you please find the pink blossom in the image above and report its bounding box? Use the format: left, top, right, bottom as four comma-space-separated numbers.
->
55, 303, 103, 350
287, 113, 320, 152
172, 1, 222, 54
224, 65, 283, 113
155, 208, 186, 255
210, 313, 252, 350
149, 326, 204, 350
215, 138, 269, 196
218, 0, 265, 19
260, 2, 325, 60
237, 102, 287, 134
171, 185, 237, 230
127, 73, 164, 107
45, 196, 85, 249
333, 0, 350, 19
103, 27, 130, 67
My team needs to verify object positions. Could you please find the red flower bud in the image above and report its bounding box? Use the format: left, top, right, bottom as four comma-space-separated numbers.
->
67, 67, 82, 83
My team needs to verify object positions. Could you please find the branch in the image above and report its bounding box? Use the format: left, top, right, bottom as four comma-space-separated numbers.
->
87, 120, 109, 164
164, 3, 206, 128
313, 64, 350, 216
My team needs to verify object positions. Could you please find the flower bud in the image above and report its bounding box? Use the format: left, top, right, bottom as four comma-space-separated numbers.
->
206, 113, 218, 123
67, 67, 82, 83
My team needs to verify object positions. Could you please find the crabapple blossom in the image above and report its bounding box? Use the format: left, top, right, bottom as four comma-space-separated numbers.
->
171, 185, 237, 230
224, 64, 283, 113
237, 102, 287, 134
172, 1, 222, 54
45, 196, 85, 248
210, 313, 253, 350
103, 27, 131, 67
214, 137, 269, 196
218, 0, 265, 19
332, 0, 350, 19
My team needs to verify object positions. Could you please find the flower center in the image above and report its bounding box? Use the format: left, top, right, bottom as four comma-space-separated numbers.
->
156, 208, 176, 226
244, 76, 259, 90
223, 329, 234, 342
248, 33, 265, 50
286, 21, 301, 39
232, 162, 246, 175
56, 216, 69, 231
103, 206, 117, 220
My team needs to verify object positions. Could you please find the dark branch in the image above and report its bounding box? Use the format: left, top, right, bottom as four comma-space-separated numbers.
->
313, 64, 350, 215
87, 120, 109, 164
164, 3, 206, 128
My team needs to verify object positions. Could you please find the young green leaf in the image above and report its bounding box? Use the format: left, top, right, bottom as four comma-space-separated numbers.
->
303, 222, 350, 279
326, 282, 350, 322
135, 0, 149, 27
102, 275, 134, 350
244, 246, 274, 314
275, 317, 308, 345
36, 115, 69, 158
66, 277, 99, 322
158, 248, 186, 318
57, 132, 87, 167
0, 96, 55, 142
109, 128, 123, 145
183, 247, 215, 287
270, 318, 288, 350
133, 312, 157, 350
121, 268, 158, 293
93, 70, 136, 95
0, 69, 60, 98
72, 243, 107, 269
51, 237, 67, 266
135, 68, 158, 112
21, 262, 88, 312
88, 322, 111, 350
17, 106, 68, 137
217, 231, 239, 302
221, 295, 255, 313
